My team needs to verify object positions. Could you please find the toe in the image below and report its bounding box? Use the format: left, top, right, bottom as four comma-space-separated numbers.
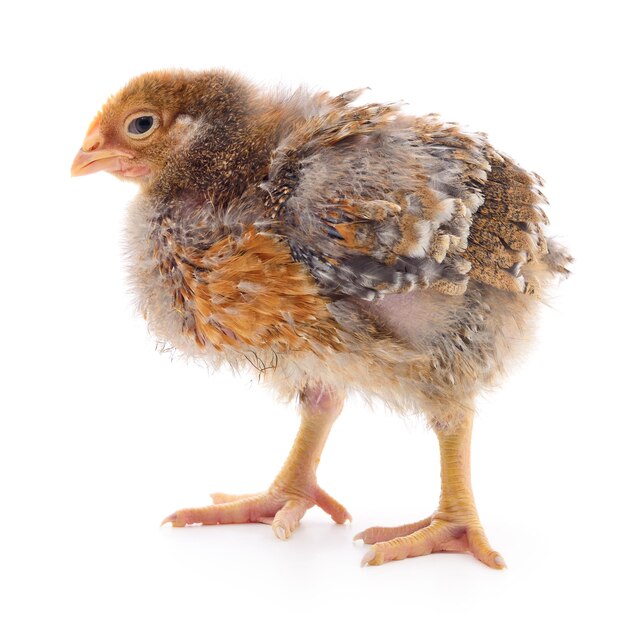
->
162, 495, 273, 527
271, 499, 310, 540
356, 512, 505, 569
314, 486, 352, 524
467, 528, 506, 569
353, 517, 433, 544
210, 492, 259, 504
360, 521, 452, 566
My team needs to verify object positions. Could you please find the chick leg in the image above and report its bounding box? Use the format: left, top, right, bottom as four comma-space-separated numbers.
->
161, 386, 351, 538
355, 411, 505, 569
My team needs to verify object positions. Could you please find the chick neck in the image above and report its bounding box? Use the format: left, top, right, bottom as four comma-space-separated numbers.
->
148, 99, 294, 210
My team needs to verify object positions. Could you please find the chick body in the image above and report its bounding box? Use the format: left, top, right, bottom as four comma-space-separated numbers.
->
73, 70, 570, 567
115, 71, 568, 424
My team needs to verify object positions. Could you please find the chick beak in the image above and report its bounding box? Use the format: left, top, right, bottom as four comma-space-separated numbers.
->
71, 117, 147, 178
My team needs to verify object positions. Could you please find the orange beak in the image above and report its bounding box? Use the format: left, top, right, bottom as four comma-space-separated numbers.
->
71, 116, 150, 178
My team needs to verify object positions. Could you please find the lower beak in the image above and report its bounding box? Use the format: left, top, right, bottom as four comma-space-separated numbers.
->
71, 148, 138, 177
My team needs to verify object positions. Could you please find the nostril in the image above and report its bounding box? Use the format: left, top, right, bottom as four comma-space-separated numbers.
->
84, 139, 100, 152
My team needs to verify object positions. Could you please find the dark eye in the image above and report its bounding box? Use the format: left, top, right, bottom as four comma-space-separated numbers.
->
127, 116, 154, 135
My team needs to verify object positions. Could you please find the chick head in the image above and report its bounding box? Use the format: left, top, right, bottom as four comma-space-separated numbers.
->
71, 69, 258, 195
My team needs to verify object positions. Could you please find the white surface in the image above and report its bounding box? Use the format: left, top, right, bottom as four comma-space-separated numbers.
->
0, 1, 615, 624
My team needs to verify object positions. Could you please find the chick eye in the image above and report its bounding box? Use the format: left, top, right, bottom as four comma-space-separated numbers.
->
129, 116, 153, 134
125, 113, 159, 139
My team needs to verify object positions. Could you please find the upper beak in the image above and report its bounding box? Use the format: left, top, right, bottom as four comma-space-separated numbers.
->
71, 116, 141, 177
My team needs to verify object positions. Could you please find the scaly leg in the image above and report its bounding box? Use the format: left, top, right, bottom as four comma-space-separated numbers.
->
355, 411, 505, 568
161, 386, 351, 539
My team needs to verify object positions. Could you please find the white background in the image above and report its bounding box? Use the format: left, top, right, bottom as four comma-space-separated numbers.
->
1, 1, 616, 624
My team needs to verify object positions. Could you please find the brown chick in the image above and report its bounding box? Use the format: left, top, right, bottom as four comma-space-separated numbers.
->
72, 69, 571, 569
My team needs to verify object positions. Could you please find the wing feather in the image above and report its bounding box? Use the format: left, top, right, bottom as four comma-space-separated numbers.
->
264, 91, 566, 299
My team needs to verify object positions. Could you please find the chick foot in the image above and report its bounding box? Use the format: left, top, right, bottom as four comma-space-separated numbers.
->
355, 513, 504, 568
162, 385, 349, 539
162, 484, 351, 539
355, 411, 505, 569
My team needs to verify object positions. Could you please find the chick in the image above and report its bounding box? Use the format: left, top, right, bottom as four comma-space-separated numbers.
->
72, 69, 570, 568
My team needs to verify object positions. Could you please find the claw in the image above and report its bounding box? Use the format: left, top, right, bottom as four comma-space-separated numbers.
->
274, 525, 288, 540
160, 513, 178, 527
361, 549, 376, 567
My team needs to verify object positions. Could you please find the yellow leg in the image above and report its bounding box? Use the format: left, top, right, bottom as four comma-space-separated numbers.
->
355, 412, 505, 569
161, 386, 351, 538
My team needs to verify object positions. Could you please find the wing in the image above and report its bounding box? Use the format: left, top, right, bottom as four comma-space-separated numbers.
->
263, 91, 559, 300
463, 149, 567, 294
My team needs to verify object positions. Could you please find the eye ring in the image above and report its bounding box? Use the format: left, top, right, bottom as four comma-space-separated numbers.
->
124, 112, 160, 139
